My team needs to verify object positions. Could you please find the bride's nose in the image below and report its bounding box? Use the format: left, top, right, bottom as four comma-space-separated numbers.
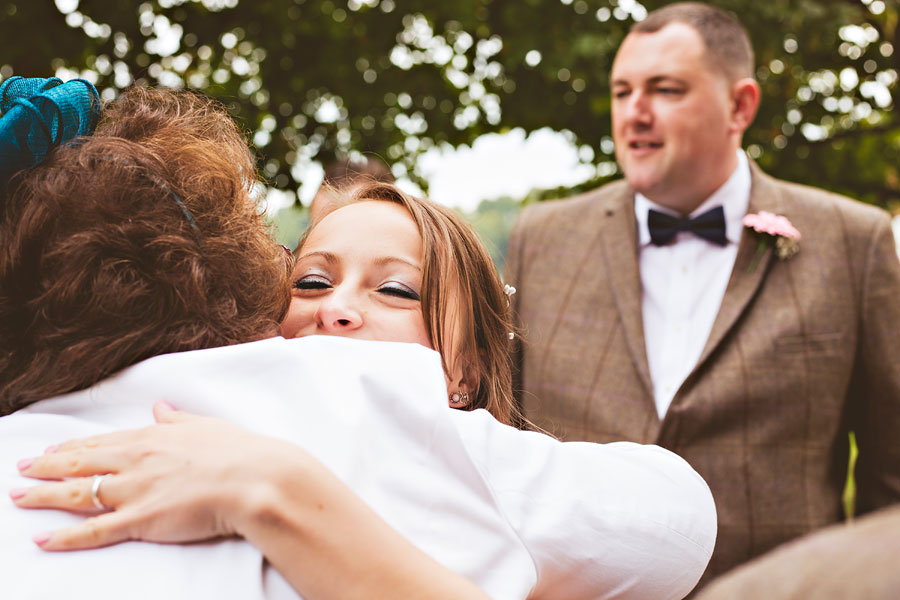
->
316, 290, 363, 332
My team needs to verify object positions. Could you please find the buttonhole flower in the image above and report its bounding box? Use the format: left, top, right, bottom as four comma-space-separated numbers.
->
742, 211, 801, 272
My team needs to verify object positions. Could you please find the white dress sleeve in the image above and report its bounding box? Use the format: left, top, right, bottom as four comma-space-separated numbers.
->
450, 408, 717, 600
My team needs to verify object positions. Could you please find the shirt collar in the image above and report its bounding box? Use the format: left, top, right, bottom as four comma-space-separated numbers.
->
635, 150, 751, 247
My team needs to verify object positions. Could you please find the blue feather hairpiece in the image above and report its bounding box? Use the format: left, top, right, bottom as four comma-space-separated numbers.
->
0, 77, 201, 238
0, 76, 100, 185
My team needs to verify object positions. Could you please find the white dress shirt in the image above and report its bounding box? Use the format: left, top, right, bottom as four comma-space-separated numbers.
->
0, 336, 716, 600
636, 151, 751, 418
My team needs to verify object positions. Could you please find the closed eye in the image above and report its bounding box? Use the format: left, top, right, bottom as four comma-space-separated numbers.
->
378, 282, 420, 301
294, 274, 331, 290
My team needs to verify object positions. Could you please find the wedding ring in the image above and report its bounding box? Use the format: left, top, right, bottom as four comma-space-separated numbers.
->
90, 474, 111, 510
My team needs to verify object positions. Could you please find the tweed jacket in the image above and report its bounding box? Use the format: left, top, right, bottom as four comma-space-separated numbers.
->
504, 162, 900, 584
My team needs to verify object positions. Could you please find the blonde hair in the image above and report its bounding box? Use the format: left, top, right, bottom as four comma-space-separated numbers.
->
299, 183, 521, 427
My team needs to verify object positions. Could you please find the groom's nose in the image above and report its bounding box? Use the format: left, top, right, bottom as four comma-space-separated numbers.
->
624, 91, 653, 126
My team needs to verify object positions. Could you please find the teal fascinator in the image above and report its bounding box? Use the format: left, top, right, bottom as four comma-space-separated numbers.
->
0, 76, 100, 185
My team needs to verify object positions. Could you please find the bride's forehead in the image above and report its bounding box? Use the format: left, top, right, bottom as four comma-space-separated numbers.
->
303, 200, 422, 254
318, 200, 414, 229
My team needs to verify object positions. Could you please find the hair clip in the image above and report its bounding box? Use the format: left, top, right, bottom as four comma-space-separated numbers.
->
503, 283, 516, 308
165, 185, 201, 236
91, 154, 202, 240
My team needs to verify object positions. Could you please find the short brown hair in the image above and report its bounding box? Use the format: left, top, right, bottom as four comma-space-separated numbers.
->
0, 87, 291, 415
632, 2, 755, 81
309, 157, 396, 226
300, 183, 521, 427
322, 157, 394, 189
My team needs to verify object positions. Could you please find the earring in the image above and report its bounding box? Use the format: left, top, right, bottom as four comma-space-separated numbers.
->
449, 391, 469, 405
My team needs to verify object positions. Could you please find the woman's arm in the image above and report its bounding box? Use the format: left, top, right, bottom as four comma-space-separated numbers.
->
13, 402, 487, 600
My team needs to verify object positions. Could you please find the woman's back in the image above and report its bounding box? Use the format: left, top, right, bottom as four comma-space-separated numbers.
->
0, 85, 289, 414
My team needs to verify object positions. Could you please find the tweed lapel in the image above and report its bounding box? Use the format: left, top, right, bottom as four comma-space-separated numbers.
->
688, 161, 785, 378
596, 185, 655, 400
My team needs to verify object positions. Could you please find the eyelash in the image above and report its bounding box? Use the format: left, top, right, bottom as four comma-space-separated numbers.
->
293, 275, 419, 301
378, 283, 420, 301
294, 274, 331, 290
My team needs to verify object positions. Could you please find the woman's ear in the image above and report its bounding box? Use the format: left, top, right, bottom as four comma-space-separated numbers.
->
447, 359, 479, 408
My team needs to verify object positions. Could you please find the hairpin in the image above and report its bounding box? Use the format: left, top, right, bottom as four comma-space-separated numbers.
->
90, 154, 203, 240
503, 284, 517, 340
165, 184, 201, 236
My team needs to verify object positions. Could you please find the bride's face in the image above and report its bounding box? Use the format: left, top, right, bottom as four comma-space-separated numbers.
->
281, 200, 433, 350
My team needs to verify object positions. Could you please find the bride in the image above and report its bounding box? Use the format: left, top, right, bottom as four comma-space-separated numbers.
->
2, 79, 715, 599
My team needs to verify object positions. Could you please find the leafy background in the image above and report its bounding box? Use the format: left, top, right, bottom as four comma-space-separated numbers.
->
2, 0, 898, 259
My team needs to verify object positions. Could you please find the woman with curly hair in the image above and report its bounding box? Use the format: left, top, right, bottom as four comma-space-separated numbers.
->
0, 82, 290, 412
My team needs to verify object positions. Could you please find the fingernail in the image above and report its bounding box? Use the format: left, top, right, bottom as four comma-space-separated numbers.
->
157, 400, 177, 411
32, 532, 51, 547
17, 458, 33, 472
44, 445, 58, 455
8, 488, 26, 500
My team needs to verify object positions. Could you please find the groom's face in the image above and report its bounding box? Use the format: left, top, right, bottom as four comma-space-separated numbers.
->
611, 22, 739, 214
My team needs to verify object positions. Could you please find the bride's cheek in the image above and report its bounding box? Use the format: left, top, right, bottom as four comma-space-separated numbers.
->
280, 299, 313, 338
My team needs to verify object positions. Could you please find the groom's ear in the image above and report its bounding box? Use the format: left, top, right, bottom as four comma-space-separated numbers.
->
729, 78, 761, 135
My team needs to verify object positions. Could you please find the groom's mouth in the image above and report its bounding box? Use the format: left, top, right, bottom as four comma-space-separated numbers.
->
629, 140, 663, 150
626, 140, 663, 158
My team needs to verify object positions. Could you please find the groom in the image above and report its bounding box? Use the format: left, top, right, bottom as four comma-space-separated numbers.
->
505, 1, 900, 585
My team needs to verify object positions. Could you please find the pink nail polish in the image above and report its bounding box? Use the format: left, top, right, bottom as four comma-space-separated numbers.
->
44, 445, 58, 455
8, 488, 26, 500
32, 532, 51, 547
158, 400, 177, 411
17, 458, 33, 472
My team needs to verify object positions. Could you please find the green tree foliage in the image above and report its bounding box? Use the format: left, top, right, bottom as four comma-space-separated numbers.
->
271, 203, 310, 248
463, 194, 522, 270
2, 0, 898, 208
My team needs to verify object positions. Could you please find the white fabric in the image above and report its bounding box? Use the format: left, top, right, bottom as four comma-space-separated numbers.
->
635, 151, 751, 418
0, 336, 716, 599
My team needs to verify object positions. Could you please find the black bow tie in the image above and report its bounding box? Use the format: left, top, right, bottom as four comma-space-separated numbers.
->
647, 205, 727, 247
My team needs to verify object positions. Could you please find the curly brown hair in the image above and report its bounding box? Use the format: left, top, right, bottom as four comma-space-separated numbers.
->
298, 183, 522, 427
0, 86, 290, 415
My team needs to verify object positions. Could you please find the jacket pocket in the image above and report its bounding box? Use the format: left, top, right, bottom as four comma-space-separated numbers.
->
774, 331, 844, 355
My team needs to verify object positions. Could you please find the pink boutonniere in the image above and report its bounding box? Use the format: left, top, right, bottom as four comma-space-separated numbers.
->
742, 211, 801, 271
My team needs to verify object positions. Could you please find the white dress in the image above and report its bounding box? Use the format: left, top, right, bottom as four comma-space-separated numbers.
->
0, 336, 716, 599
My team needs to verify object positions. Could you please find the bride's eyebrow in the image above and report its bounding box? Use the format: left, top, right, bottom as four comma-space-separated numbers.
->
373, 256, 421, 271
295, 250, 338, 264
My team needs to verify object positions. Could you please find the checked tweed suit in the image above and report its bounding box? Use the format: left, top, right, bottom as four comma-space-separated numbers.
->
504, 162, 900, 585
